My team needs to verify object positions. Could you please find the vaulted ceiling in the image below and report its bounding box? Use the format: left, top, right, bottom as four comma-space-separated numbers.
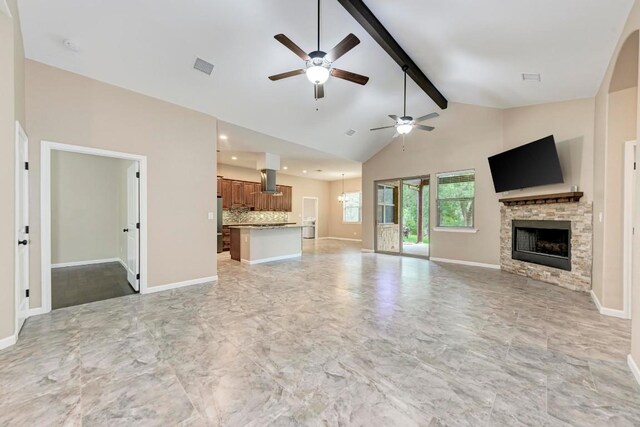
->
19, 0, 633, 162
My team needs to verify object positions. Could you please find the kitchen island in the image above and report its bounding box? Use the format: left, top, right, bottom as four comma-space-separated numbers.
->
229, 225, 302, 264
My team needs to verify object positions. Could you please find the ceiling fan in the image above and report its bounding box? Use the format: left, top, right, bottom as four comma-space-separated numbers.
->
268, 0, 369, 100
370, 66, 439, 137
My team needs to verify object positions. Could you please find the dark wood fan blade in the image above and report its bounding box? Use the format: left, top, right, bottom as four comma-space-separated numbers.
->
274, 34, 310, 61
388, 114, 399, 121
330, 68, 369, 85
415, 124, 435, 131
415, 112, 439, 122
314, 84, 325, 99
269, 69, 305, 81
325, 33, 360, 62
370, 125, 395, 131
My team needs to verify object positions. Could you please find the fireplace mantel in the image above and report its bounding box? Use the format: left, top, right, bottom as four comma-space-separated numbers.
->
499, 192, 584, 206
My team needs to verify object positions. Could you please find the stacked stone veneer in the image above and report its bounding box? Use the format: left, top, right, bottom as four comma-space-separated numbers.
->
500, 202, 592, 292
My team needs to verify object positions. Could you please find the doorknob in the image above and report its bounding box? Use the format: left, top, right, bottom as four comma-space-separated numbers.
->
123, 228, 129, 232
18, 240, 28, 246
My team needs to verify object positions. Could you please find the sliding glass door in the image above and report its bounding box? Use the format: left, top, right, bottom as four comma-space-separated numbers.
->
375, 176, 430, 259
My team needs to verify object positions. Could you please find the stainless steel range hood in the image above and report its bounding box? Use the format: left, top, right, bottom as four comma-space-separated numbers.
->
260, 169, 278, 194
257, 153, 282, 194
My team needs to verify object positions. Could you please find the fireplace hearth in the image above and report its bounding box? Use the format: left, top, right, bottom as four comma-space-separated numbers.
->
512, 220, 571, 271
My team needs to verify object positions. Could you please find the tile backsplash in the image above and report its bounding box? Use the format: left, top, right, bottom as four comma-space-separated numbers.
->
223, 209, 290, 224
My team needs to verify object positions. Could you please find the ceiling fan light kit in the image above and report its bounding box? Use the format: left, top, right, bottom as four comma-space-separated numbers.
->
269, 0, 369, 99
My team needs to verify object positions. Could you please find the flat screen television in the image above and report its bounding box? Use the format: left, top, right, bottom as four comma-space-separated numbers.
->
488, 135, 564, 193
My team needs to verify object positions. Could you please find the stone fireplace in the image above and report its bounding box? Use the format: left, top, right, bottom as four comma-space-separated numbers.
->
500, 199, 592, 292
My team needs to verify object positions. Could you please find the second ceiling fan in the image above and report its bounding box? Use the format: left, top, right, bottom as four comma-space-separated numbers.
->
268, 0, 369, 100
371, 66, 439, 137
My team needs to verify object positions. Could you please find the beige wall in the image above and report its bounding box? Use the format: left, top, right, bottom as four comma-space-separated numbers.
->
328, 178, 362, 240
502, 98, 596, 201
363, 103, 504, 265
591, 0, 640, 366
0, 0, 25, 341
217, 163, 332, 237
26, 60, 218, 308
51, 151, 130, 264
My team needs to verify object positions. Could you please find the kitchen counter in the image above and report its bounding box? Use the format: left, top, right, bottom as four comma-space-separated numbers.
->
230, 225, 302, 264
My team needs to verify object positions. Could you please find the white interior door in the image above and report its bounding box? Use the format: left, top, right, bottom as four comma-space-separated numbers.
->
126, 163, 140, 291
15, 122, 29, 333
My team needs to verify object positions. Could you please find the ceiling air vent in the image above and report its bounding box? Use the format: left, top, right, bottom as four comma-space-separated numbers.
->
345, 129, 356, 136
522, 73, 541, 82
194, 58, 214, 75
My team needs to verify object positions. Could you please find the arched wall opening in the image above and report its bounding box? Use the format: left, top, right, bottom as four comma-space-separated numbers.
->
602, 30, 638, 313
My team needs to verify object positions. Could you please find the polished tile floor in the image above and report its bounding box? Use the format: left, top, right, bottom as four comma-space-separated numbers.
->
52, 262, 136, 309
1, 240, 639, 426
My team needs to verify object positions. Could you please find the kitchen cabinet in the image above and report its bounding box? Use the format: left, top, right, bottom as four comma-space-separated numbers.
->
243, 182, 255, 208
217, 177, 292, 212
221, 179, 232, 209
281, 186, 292, 212
231, 181, 244, 207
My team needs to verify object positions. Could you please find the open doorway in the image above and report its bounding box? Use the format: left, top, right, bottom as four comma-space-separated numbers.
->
42, 142, 148, 313
302, 197, 318, 239
401, 177, 430, 258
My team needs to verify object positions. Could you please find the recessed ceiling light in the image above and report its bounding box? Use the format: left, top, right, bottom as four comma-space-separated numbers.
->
219, 135, 228, 140
302, 170, 307, 174
231, 156, 238, 160
283, 166, 288, 170
522, 73, 541, 82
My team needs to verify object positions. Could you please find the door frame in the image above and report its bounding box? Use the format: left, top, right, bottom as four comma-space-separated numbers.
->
41, 141, 148, 313
302, 196, 319, 239
15, 121, 29, 336
623, 140, 636, 319
374, 176, 431, 259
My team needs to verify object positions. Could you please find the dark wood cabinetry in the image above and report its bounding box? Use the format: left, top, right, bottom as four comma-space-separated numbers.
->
216, 177, 292, 212
220, 179, 232, 209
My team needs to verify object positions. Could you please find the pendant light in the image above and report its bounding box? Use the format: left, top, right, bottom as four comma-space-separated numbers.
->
338, 173, 346, 203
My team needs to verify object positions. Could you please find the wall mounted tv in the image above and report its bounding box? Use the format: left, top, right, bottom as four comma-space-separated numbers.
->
488, 135, 564, 193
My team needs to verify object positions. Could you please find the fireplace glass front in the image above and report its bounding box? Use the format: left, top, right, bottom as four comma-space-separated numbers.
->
512, 220, 571, 271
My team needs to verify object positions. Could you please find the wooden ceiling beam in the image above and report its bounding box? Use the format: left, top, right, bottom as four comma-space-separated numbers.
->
337, 0, 448, 110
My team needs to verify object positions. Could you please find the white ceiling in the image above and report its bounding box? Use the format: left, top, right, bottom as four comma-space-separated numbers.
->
217, 121, 361, 181
19, 0, 633, 162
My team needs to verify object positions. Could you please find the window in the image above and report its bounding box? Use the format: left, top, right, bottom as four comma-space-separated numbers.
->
377, 185, 397, 224
343, 192, 362, 223
436, 170, 475, 228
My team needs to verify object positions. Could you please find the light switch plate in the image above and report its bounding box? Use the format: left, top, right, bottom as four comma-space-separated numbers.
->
208, 212, 214, 220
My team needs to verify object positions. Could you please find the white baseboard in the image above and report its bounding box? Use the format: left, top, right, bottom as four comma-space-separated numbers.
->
143, 276, 218, 295
322, 237, 363, 242
361, 248, 374, 253
241, 254, 302, 265
628, 354, 640, 387
430, 257, 501, 270
0, 334, 16, 350
28, 307, 48, 317
590, 290, 629, 319
117, 258, 126, 269
52, 258, 121, 268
